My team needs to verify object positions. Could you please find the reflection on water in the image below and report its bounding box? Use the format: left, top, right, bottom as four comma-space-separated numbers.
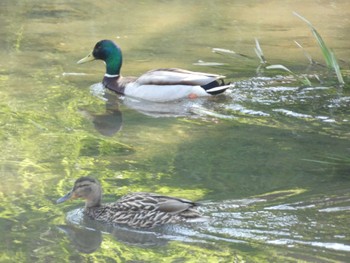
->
89, 83, 210, 119
0, 0, 350, 262
59, 209, 170, 252
57, 224, 102, 254
78, 86, 123, 136
83, 82, 234, 136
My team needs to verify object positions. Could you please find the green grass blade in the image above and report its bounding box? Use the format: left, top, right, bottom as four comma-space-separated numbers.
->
330, 50, 345, 85
293, 12, 333, 67
294, 40, 314, 64
266, 64, 293, 74
254, 38, 267, 64
267, 64, 312, 86
293, 11, 345, 85
193, 61, 227, 66
212, 48, 237, 57
212, 48, 251, 59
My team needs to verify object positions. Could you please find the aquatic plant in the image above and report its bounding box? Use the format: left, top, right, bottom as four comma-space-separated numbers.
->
254, 38, 312, 86
265, 64, 312, 86
206, 12, 346, 87
293, 12, 345, 86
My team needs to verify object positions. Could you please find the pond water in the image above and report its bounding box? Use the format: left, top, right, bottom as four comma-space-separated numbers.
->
0, 0, 350, 262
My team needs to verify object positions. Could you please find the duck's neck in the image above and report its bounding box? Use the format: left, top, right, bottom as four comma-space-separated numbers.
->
105, 47, 122, 76
85, 193, 102, 208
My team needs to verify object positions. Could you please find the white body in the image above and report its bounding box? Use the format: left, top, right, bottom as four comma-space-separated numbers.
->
122, 69, 232, 102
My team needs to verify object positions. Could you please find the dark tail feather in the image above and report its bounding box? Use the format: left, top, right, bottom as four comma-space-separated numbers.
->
201, 80, 233, 95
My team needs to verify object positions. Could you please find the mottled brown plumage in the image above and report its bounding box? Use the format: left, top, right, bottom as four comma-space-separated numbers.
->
57, 177, 201, 228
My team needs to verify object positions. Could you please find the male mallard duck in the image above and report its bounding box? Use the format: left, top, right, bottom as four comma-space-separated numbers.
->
57, 177, 202, 228
77, 40, 232, 102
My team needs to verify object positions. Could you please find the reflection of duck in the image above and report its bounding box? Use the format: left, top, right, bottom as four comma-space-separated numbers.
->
121, 96, 202, 117
79, 89, 123, 136
57, 177, 202, 228
82, 84, 197, 136
91, 108, 122, 136
77, 40, 232, 102
57, 224, 102, 254
90, 91, 122, 136
89, 83, 222, 119
57, 222, 170, 253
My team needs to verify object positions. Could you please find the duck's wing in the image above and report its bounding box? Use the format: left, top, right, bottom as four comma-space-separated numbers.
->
116, 192, 199, 213
135, 68, 225, 86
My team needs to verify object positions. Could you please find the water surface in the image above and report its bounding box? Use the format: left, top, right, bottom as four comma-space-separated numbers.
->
0, 0, 350, 262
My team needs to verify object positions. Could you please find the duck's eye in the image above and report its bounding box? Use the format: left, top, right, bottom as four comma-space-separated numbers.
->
94, 43, 101, 52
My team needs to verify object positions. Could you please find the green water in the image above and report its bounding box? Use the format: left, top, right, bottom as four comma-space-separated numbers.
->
1, 0, 350, 262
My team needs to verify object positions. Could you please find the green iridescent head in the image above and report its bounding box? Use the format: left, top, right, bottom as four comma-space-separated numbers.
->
78, 40, 123, 75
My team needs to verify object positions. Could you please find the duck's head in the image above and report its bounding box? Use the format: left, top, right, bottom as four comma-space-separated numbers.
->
78, 40, 122, 76
56, 177, 102, 208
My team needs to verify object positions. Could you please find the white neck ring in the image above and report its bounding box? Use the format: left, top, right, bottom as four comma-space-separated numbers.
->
104, 73, 119, 78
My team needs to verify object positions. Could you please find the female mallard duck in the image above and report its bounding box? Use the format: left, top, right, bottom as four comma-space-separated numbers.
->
77, 40, 232, 102
57, 177, 201, 228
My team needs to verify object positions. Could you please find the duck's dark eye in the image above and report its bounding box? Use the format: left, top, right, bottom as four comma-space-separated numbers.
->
94, 42, 102, 52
